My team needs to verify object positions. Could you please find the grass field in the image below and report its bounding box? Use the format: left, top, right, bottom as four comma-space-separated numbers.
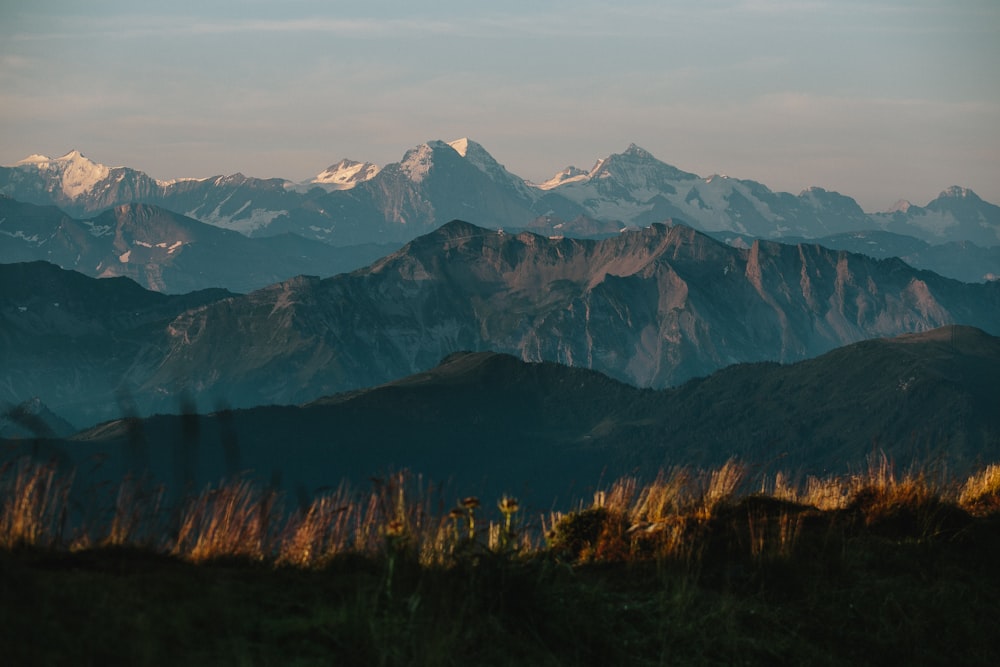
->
2, 455, 999, 665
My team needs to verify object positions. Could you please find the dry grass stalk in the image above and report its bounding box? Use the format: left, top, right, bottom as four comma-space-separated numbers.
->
0, 457, 72, 549
278, 484, 356, 567
6, 455, 1000, 566
631, 467, 694, 524
699, 459, 747, 518
175, 479, 274, 563
959, 464, 1000, 513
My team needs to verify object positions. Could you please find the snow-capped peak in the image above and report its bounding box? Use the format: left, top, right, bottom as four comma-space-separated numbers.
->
311, 159, 380, 189
444, 138, 535, 198
622, 143, 655, 160
448, 137, 471, 157
535, 166, 590, 190
886, 199, 913, 214
14, 153, 54, 165
938, 185, 977, 200
13, 149, 111, 199
446, 138, 497, 172
398, 142, 443, 183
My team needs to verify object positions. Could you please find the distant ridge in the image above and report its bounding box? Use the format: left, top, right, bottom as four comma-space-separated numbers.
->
3, 140, 997, 247
0, 198, 399, 293
19, 325, 1000, 508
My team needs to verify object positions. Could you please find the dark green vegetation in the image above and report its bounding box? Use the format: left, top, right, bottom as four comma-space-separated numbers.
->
3, 458, 1000, 666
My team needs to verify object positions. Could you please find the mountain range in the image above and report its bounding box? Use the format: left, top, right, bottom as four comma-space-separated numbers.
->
13, 325, 1000, 509
2, 141, 998, 258
3, 220, 998, 429
0, 196, 397, 293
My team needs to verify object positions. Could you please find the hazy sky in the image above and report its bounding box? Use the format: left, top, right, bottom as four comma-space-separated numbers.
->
2, 0, 997, 210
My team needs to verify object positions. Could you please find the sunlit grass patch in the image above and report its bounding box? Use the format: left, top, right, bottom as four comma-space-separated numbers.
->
959, 463, 1000, 515
0, 457, 71, 549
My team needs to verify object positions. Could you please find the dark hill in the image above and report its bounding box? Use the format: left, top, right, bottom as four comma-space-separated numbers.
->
0, 261, 232, 425
651, 324, 1000, 474
16, 326, 999, 510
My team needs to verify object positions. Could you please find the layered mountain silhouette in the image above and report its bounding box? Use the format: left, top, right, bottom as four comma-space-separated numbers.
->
3, 142, 998, 251
14, 326, 1000, 508
0, 197, 397, 293
3, 221, 998, 427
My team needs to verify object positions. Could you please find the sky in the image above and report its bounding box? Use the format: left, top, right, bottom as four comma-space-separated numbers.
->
1, 0, 998, 211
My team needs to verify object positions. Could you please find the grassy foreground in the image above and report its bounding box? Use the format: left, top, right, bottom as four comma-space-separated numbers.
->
2, 456, 1000, 665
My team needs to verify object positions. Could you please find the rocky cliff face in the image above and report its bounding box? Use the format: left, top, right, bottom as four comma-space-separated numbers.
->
141, 220, 1000, 413
4, 220, 998, 426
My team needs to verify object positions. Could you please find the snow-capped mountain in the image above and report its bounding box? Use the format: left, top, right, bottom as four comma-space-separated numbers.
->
7, 150, 162, 212
15, 150, 113, 199
310, 159, 380, 190
0, 152, 303, 235
2, 141, 997, 249
872, 186, 1000, 247
532, 144, 872, 238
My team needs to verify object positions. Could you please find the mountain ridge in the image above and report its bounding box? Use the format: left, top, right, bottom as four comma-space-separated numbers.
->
0, 198, 399, 293
14, 325, 999, 508
3, 140, 997, 248
5, 219, 995, 427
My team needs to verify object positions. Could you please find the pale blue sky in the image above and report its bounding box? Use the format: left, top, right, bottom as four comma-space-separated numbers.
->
2, 0, 997, 210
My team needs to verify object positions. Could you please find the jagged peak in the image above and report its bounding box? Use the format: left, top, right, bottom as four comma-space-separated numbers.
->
447, 137, 472, 157
57, 149, 87, 161
312, 158, 380, 188
885, 199, 913, 214
396, 141, 449, 183
800, 186, 828, 195
12, 149, 112, 199
535, 166, 590, 190
621, 143, 655, 159
446, 137, 496, 167
432, 218, 491, 238
937, 186, 979, 201
14, 153, 54, 165
15, 149, 100, 167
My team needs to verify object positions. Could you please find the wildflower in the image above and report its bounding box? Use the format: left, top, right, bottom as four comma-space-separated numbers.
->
385, 519, 406, 539
497, 495, 520, 551
461, 497, 480, 540
498, 496, 519, 515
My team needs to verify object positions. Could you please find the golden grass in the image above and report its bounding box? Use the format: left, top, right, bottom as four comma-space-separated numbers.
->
959, 463, 1000, 514
0, 457, 71, 549
2, 454, 999, 566
174, 478, 274, 563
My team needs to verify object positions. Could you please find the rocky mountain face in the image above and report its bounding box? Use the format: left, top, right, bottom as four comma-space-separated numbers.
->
0, 261, 232, 425
8, 220, 994, 427
766, 229, 1000, 284
18, 326, 1000, 508
872, 187, 1000, 247
0, 197, 397, 293
3, 142, 997, 251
